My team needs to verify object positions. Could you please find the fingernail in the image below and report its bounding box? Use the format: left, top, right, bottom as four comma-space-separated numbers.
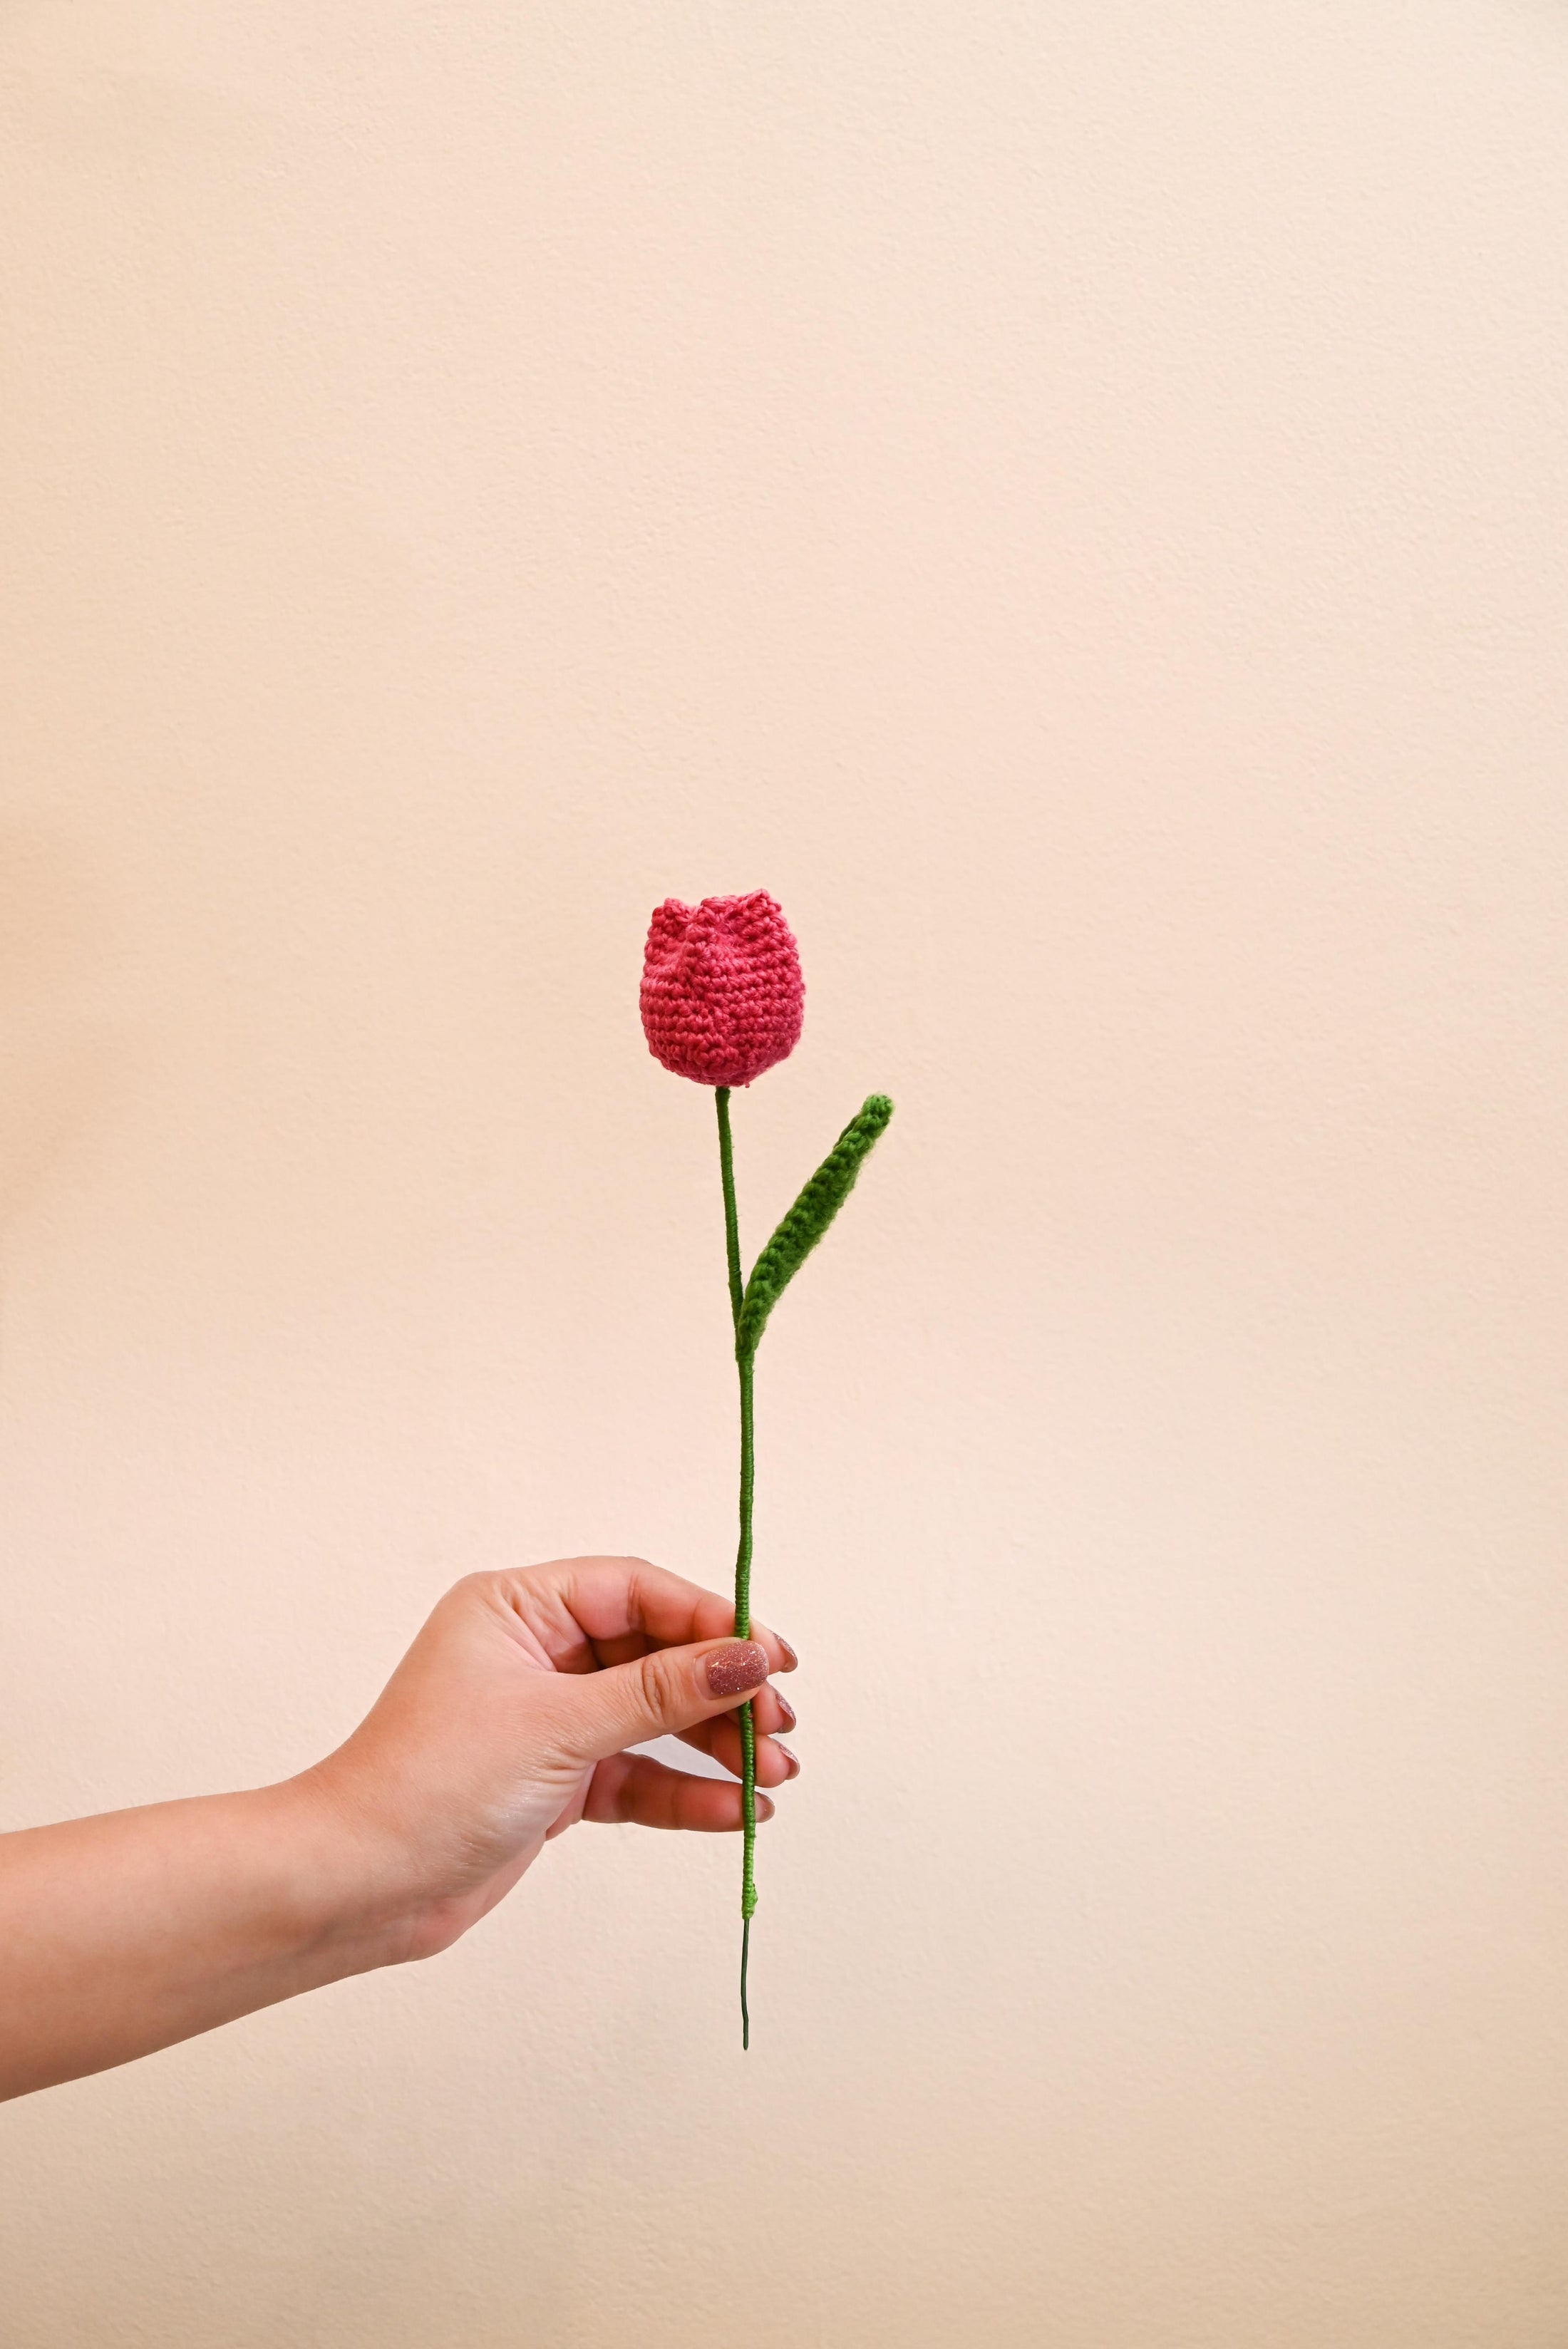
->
705, 1641, 770, 1698
774, 1691, 797, 1733
775, 1741, 800, 1778
757, 1792, 776, 1822
775, 1634, 799, 1672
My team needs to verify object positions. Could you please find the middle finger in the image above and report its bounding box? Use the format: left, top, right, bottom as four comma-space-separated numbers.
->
679, 1714, 800, 1787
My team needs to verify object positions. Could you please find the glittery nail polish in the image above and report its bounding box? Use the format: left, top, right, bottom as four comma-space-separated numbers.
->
775, 1634, 799, 1671
775, 1741, 800, 1778
773, 1690, 798, 1733
705, 1641, 770, 1698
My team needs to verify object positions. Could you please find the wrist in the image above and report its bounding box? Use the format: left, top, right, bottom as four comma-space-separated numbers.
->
259, 1768, 430, 1978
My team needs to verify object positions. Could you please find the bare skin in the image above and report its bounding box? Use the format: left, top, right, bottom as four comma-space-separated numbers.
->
0, 1559, 799, 2102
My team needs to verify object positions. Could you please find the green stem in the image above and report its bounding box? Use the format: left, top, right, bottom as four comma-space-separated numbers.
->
716, 1086, 744, 1331
716, 1087, 758, 2048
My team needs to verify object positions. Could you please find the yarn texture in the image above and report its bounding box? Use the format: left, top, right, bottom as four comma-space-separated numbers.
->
641, 892, 805, 1088
736, 1096, 894, 1361
639, 891, 892, 2047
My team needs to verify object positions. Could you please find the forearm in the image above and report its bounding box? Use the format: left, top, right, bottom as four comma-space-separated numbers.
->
0, 1776, 407, 2102
0, 1562, 795, 2102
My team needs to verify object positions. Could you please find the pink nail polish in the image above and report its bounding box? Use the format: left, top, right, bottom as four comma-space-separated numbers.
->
774, 1691, 798, 1733
775, 1634, 799, 1671
775, 1741, 800, 1777
706, 1641, 770, 1698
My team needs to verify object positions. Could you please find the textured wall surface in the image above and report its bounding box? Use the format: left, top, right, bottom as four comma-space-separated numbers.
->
4, 4, 1568, 2343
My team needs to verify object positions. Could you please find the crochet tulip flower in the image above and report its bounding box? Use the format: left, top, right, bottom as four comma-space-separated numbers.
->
641, 892, 804, 1087
641, 890, 892, 2045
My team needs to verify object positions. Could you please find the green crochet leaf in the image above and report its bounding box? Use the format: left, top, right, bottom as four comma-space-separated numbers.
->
736, 1094, 894, 1360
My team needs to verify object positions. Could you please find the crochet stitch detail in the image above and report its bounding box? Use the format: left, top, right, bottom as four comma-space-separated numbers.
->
736, 1095, 894, 1360
641, 892, 805, 1088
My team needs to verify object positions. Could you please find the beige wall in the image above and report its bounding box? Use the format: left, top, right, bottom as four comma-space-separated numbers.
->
4, 3, 1568, 2342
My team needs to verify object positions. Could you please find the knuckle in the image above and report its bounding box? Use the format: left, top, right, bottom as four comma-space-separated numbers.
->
634, 1646, 686, 1723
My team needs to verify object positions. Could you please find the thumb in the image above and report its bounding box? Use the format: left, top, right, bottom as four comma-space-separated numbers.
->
555, 1638, 773, 1766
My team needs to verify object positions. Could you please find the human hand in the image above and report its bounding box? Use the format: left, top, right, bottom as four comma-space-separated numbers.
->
303, 1559, 800, 1965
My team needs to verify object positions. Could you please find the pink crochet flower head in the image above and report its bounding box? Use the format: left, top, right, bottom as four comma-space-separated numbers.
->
641, 891, 805, 1088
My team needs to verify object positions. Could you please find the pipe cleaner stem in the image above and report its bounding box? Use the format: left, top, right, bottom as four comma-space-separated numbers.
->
717, 1085, 744, 1331
716, 1088, 758, 2047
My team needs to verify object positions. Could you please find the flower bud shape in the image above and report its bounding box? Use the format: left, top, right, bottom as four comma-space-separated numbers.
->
641, 891, 805, 1088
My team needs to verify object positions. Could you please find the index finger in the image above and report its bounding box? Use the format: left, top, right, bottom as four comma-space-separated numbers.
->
493, 1555, 797, 1678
